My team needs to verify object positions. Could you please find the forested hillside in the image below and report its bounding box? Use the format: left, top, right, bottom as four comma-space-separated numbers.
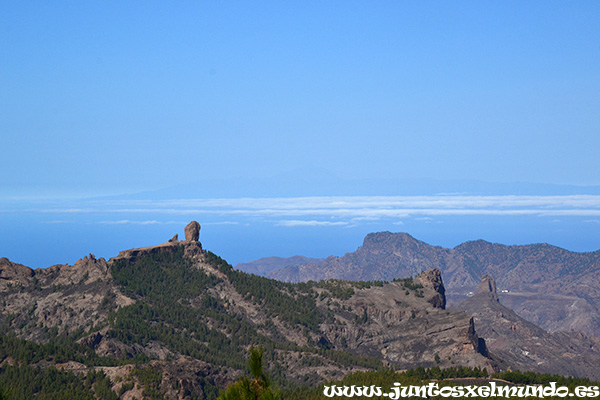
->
0, 227, 491, 399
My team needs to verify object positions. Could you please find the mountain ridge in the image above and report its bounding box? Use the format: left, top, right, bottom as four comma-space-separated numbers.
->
0, 222, 494, 399
458, 275, 600, 380
239, 231, 600, 337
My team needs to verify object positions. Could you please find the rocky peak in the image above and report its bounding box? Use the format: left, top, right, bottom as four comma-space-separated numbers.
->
113, 222, 204, 262
362, 231, 417, 251
39, 255, 110, 286
184, 221, 201, 242
476, 274, 499, 301
183, 221, 203, 257
416, 268, 446, 309
0, 257, 34, 286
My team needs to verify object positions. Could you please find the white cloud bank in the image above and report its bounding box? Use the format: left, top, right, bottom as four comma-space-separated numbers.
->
98, 220, 181, 225
20, 195, 600, 227
275, 220, 348, 227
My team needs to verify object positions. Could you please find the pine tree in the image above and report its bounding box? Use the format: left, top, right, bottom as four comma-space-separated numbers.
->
218, 346, 280, 400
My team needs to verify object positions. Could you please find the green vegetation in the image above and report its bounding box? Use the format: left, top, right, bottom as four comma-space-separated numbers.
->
1, 331, 599, 400
218, 346, 280, 400
109, 247, 266, 370
393, 276, 425, 297
206, 251, 323, 332
0, 365, 117, 400
0, 334, 120, 367
111, 247, 221, 301
294, 279, 385, 301
132, 365, 163, 400
4, 246, 599, 399
393, 276, 424, 290
281, 367, 600, 399
108, 248, 382, 381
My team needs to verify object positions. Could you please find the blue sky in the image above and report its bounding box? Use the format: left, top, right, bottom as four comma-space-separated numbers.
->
2, 2, 600, 267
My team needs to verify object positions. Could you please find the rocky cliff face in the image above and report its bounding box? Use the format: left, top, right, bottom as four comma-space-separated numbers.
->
0, 257, 34, 286
0, 253, 128, 342
476, 275, 498, 302
417, 268, 447, 309
458, 275, 600, 380
265, 232, 600, 338
184, 220, 201, 242
315, 270, 489, 370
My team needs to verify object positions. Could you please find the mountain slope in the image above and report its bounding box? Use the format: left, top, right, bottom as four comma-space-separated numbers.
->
264, 232, 600, 337
457, 275, 600, 380
0, 223, 492, 399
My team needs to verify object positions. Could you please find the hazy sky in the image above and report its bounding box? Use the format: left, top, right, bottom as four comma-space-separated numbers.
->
2, 1, 600, 197
2, 2, 600, 267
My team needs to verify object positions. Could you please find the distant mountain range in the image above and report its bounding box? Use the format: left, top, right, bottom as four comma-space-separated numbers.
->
236, 232, 600, 338
234, 255, 323, 276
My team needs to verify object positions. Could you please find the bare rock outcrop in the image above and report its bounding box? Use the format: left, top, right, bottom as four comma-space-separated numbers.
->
40, 254, 110, 286
476, 274, 498, 301
112, 222, 205, 263
417, 268, 446, 309
0, 257, 34, 287
184, 221, 201, 242
458, 274, 600, 380
315, 269, 493, 371
112, 242, 180, 263
0, 254, 121, 342
261, 231, 600, 338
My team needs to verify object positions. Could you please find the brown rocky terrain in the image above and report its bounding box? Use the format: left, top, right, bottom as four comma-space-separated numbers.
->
261, 232, 600, 337
457, 275, 600, 380
315, 269, 490, 370
0, 254, 127, 342
0, 222, 493, 399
